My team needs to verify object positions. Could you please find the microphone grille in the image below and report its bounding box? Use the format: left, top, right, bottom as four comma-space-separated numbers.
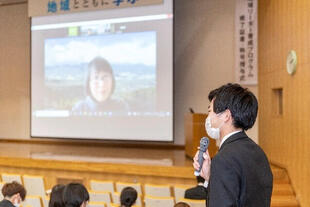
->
200, 137, 209, 151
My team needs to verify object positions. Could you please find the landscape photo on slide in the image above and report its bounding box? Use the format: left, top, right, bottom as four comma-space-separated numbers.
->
43, 31, 157, 113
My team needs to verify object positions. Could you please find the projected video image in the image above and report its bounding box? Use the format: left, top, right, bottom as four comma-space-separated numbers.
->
44, 31, 156, 115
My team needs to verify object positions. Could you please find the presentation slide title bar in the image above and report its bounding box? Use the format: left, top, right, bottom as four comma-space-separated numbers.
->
31, 14, 172, 30
28, 0, 163, 17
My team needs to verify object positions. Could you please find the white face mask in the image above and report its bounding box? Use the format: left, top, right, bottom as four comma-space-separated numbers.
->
205, 115, 223, 140
13, 201, 20, 207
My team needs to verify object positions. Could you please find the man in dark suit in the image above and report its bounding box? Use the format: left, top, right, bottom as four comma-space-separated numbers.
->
193, 83, 273, 207
0, 181, 26, 207
184, 176, 208, 200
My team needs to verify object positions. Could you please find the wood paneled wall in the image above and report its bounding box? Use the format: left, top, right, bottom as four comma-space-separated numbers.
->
258, 1, 310, 206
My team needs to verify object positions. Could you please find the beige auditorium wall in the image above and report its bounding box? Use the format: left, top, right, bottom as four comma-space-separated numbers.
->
0, 1, 258, 145
174, 0, 258, 145
259, 0, 310, 206
0, 3, 30, 139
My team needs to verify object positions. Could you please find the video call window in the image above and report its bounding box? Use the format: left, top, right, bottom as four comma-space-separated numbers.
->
31, 1, 173, 141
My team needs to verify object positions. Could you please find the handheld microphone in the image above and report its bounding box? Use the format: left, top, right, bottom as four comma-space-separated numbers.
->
194, 137, 209, 176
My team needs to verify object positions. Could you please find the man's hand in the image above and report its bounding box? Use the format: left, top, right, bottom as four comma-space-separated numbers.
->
193, 148, 211, 181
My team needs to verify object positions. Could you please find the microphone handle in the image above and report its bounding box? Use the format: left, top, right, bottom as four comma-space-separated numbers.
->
194, 137, 209, 176
194, 149, 205, 176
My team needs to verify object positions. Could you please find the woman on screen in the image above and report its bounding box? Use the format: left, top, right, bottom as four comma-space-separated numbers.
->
72, 57, 128, 114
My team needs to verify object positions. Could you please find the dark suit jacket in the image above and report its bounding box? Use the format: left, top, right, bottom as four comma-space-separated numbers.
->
0, 199, 15, 207
207, 131, 273, 207
185, 185, 208, 200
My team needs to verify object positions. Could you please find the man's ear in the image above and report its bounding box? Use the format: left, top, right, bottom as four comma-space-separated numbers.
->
12, 193, 18, 199
10, 193, 19, 203
223, 109, 232, 123
80, 201, 87, 207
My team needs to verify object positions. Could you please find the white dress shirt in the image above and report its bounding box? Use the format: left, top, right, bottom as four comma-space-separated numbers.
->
219, 130, 242, 149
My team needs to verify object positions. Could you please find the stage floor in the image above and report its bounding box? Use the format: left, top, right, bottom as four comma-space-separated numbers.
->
0, 140, 196, 188
0, 140, 192, 167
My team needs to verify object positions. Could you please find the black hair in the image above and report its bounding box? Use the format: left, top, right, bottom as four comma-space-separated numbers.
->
208, 83, 258, 130
120, 187, 137, 207
196, 176, 205, 184
174, 202, 190, 207
2, 181, 26, 201
49, 184, 65, 207
86, 57, 115, 101
63, 183, 89, 207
